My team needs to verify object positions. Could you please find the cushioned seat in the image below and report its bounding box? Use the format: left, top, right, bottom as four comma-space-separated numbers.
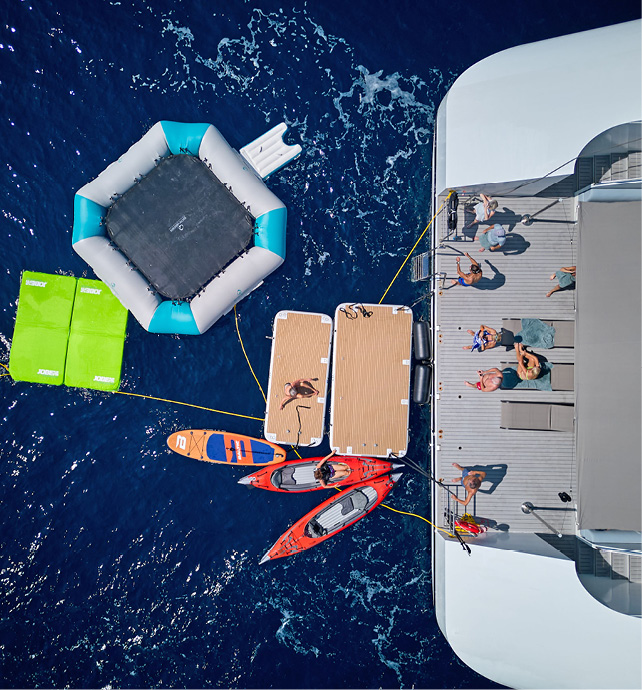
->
501, 318, 574, 348
500, 401, 574, 431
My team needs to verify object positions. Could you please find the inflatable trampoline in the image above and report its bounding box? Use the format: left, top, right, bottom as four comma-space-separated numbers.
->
72, 121, 301, 335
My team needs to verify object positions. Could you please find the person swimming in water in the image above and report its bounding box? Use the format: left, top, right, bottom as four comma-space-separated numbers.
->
462, 325, 501, 352
514, 343, 541, 380
465, 368, 503, 391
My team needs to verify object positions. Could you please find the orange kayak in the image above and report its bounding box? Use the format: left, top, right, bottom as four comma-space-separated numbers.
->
167, 429, 286, 466
259, 472, 402, 564
238, 455, 402, 492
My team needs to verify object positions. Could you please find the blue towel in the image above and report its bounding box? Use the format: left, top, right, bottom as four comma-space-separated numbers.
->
501, 362, 553, 390
515, 318, 555, 349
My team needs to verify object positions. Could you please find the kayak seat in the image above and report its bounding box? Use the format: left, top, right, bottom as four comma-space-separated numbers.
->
280, 467, 296, 486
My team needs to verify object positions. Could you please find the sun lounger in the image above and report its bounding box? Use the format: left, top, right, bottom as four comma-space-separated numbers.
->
501, 362, 574, 391
501, 318, 574, 348
500, 401, 575, 431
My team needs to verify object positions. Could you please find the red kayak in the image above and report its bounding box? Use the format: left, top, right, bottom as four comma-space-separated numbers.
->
238, 455, 402, 493
259, 472, 402, 564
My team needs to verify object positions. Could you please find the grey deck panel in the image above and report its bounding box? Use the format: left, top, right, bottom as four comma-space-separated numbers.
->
431, 194, 578, 535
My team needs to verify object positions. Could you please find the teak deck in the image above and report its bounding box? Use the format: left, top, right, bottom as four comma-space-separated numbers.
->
329, 304, 413, 458
264, 311, 332, 447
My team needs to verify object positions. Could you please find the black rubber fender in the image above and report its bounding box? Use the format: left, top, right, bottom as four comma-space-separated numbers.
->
413, 321, 431, 362
413, 363, 432, 404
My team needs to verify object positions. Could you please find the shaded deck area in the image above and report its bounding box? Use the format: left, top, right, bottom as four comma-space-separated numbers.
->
429, 194, 578, 534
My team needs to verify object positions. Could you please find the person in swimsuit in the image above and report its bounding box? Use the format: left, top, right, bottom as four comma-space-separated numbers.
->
451, 463, 487, 506
546, 266, 576, 297
465, 193, 498, 228
451, 253, 482, 287
465, 368, 503, 391
514, 343, 541, 380
279, 378, 320, 410
462, 325, 501, 351
314, 453, 350, 488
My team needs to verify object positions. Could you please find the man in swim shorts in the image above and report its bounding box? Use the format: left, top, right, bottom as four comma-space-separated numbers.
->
451, 253, 482, 286
465, 368, 503, 391
451, 462, 487, 506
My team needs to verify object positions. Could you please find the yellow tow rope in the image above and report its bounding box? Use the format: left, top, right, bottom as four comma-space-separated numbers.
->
378, 190, 453, 304
1, 356, 262, 421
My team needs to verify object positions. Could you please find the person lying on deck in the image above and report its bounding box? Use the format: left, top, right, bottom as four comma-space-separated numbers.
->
462, 325, 501, 351
451, 463, 486, 506
514, 343, 542, 380
451, 253, 482, 286
279, 378, 319, 410
465, 368, 503, 391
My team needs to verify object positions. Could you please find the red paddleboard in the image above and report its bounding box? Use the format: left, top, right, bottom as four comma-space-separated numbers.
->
260, 472, 402, 564
238, 456, 402, 493
167, 430, 286, 466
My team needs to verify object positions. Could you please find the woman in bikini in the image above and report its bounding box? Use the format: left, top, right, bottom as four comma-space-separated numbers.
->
514, 343, 541, 380
465, 368, 503, 391
314, 453, 351, 488
451, 463, 486, 506
462, 325, 501, 351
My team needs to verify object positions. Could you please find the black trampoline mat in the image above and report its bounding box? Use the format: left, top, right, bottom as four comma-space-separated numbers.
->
106, 155, 254, 300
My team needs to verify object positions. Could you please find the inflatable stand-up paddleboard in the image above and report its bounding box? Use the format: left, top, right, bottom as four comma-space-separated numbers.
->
167, 430, 286, 466
238, 456, 403, 493
260, 472, 402, 564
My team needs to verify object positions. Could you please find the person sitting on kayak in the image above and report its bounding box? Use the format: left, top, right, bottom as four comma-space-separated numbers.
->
314, 454, 350, 488
279, 378, 319, 410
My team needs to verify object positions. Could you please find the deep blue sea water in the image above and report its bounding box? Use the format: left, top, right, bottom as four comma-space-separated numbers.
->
1, 2, 639, 688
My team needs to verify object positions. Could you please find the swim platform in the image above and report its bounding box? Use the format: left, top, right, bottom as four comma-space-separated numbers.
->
264, 311, 332, 447
329, 304, 413, 458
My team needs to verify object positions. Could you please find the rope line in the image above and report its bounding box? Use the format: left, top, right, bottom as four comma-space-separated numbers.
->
234, 304, 266, 403
378, 191, 453, 304
113, 390, 263, 420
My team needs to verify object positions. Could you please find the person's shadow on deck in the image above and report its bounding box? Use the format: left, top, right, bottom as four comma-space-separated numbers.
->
501, 232, 530, 256
473, 260, 505, 290
492, 207, 522, 232
467, 463, 507, 495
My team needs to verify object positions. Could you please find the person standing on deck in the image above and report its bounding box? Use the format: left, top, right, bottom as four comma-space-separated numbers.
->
451, 253, 482, 286
451, 463, 486, 506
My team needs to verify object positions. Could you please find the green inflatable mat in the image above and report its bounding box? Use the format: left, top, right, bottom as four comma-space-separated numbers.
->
9, 271, 76, 386
9, 272, 128, 391
64, 278, 128, 391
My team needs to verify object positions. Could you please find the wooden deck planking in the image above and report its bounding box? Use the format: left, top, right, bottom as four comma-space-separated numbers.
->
431, 195, 579, 534
264, 311, 332, 447
330, 304, 413, 457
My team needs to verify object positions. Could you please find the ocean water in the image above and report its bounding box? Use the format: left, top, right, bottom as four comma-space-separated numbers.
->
0, 1, 639, 688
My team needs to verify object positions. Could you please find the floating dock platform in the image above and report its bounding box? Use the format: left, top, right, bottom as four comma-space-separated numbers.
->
264, 311, 332, 447
329, 304, 413, 458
